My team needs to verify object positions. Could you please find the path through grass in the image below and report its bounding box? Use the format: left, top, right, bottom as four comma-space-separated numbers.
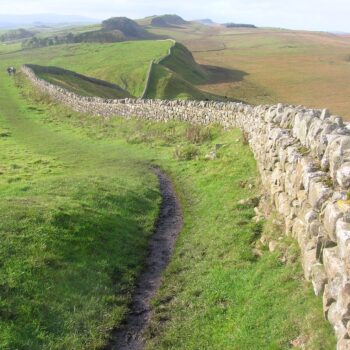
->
0, 74, 161, 349
0, 70, 337, 349
15, 72, 337, 349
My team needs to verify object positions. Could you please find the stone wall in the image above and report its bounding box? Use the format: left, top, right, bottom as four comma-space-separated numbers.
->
22, 64, 350, 349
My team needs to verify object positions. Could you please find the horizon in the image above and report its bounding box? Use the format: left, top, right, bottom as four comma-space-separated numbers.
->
0, 12, 349, 34
0, 0, 349, 32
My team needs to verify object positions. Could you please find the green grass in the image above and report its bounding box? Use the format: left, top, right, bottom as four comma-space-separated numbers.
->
157, 42, 208, 84
1, 37, 232, 101
30, 65, 131, 98
0, 40, 173, 97
9, 71, 337, 349
0, 73, 162, 349
145, 63, 219, 100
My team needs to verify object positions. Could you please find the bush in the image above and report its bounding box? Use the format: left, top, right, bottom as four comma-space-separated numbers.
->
173, 145, 200, 161
185, 125, 212, 144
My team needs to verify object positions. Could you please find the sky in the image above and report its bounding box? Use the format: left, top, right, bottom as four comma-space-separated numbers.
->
1, 0, 350, 32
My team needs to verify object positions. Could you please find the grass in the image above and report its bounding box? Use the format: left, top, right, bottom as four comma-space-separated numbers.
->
0, 40, 173, 97
158, 42, 208, 84
31, 65, 131, 98
0, 73, 162, 349
1, 38, 225, 101
145, 63, 220, 100
147, 23, 350, 119
8, 70, 337, 349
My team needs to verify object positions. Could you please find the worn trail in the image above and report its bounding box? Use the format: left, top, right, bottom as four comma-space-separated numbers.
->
105, 167, 183, 350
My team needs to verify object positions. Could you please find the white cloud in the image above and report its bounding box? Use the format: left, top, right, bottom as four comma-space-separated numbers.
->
0, 0, 349, 31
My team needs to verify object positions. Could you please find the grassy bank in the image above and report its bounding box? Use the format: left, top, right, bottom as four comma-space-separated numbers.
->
0, 74, 162, 349
11, 72, 337, 349
1, 40, 172, 97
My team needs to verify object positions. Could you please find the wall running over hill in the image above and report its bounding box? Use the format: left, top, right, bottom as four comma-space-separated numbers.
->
22, 64, 350, 349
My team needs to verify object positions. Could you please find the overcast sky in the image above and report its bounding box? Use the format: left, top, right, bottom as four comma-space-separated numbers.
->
1, 0, 350, 32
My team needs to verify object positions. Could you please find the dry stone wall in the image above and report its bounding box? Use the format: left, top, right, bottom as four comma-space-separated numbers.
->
22, 64, 350, 349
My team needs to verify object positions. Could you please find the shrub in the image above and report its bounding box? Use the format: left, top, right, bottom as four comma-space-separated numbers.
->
185, 125, 212, 144
173, 145, 199, 161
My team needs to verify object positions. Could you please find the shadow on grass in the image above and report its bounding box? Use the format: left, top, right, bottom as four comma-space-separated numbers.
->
201, 64, 249, 84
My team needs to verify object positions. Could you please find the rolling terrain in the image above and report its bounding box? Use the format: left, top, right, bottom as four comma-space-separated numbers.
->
0, 14, 344, 350
0, 68, 335, 348
29, 64, 131, 98
145, 22, 350, 119
2, 36, 224, 100
2, 40, 172, 97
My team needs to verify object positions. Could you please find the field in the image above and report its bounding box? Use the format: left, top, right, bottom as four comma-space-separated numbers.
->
147, 24, 350, 119
0, 18, 342, 349
30, 65, 131, 99
1, 40, 172, 97
0, 65, 335, 348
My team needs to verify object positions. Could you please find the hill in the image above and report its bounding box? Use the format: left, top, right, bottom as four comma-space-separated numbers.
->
143, 41, 226, 100
23, 17, 155, 48
9, 36, 222, 101
145, 23, 350, 119
27, 64, 131, 98
5, 41, 173, 97
101, 17, 151, 39
150, 15, 188, 28
225, 23, 257, 28
0, 28, 35, 42
194, 19, 218, 26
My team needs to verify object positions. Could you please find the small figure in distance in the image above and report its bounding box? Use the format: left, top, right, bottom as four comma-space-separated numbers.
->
6, 67, 16, 76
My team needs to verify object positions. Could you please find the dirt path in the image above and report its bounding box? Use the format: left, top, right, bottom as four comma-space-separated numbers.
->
105, 167, 183, 350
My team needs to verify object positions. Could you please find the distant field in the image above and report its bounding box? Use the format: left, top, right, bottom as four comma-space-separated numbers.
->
1, 40, 172, 97
148, 24, 350, 119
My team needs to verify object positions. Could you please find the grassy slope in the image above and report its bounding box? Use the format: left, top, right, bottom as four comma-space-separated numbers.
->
0, 74, 161, 349
146, 43, 228, 100
1, 40, 172, 97
158, 42, 207, 84
34, 68, 131, 98
145, 64, 221, 100
147, 24, 350, 119
13, 72, 337, 349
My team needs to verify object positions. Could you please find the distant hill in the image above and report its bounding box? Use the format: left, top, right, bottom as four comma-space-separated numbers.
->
0, 14, 98, 28
0, 28, 35, 42
225, 23, 257, 28
101, 17, 150, 39
150, 15, 188, 28
194, 19, 218, 26
23, 17, 155, 48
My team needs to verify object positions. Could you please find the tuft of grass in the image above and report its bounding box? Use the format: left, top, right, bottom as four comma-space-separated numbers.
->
185, 124, 212, 144
173, 144, 200, 161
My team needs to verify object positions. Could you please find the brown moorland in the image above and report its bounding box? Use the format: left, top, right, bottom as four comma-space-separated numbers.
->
147, 23, 350, 119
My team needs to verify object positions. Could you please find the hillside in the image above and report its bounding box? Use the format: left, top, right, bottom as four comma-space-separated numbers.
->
28, 64, 131, 98
4, 40, 172, 97
145, 63, 217, 100
150, 15, 188, 27
23, 17, 155, 48
194, 19, 218, 26
9, 36, 223, 101
143, 41, 221, 100
0, 14, 341, 350
101, 17, 151, 39
145, 23, 350, 119
0, 28, 35, 42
